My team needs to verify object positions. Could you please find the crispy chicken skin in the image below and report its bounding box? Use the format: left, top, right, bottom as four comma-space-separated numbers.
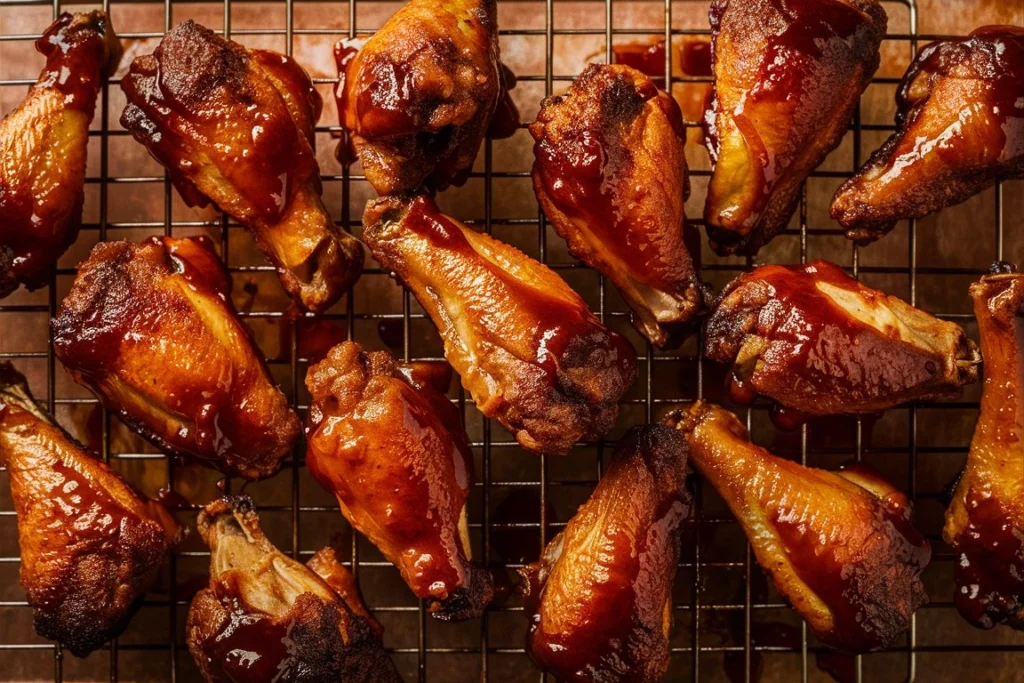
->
0, 12, 121, 298
307, 541, 384, 638
832, 26, 1024, 243
704, 260, 979, 426
668, 401, 931, 652
51, 236, 300, 480
704, 0, 886, 255
335, 0, 517, 195
530, 64, 704, 348
120, 20, 362, 312
943, 264, 1024, 630
519, 425, 691, 682
186, 496, 400, 683
305, 342, 493, 620
363, 195, 637, 455
0, 362, 180, 657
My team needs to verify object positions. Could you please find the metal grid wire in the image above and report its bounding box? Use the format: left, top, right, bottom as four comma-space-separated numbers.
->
1, 0, 1023, 681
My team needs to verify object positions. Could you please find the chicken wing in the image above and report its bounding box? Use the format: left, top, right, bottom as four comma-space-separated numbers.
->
704, 260, 979, 427
305, 342, 492, 620
0, 362, 180, 657
704, 0, 887, 255
943, 265, 1024, 630
51, 236, 300, 480
0, 11, 121, 298
120, 20, 362, 313
530, 64, 704, 348
668, 401, 930, 652
186, 496, 400, 683
362, 194, 637, 455
307, 541, 384, 638
520, 425, 691, 682
832, 26, 1024, 243
335, 0, 517, 195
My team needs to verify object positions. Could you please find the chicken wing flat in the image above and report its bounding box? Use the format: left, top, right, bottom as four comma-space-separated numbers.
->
705, 260, 979, 426
704, 0, 886, 255
943, 265, 1024, 630
363, 195, 637, 455
335, 0, 516, 195
832, 26, 1024, 243
121, 20, 362, 313
669, 401, 930, 652
52, 236, 300, 480
305, 342, 492, 620
0, 362, 180, 657
520, 425, 691, 682
0, 11, 121, 298
530, 64, 704, 348
186, 496, 400, 683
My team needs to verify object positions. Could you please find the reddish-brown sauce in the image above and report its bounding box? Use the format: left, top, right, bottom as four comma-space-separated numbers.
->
680, 39, 712, 77
160, 235, 232, 304
35, 12, 112, 112
200, 606, 295, 682
613, 40, 666, 77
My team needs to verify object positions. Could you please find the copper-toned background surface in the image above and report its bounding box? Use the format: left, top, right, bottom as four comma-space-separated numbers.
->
1, 1, 1023, 681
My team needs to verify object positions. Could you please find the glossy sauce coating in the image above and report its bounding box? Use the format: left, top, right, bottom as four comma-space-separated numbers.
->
51, 237, 300, 480
943, 270, 1024, 629
305, 342, 493, 620
363, 194, 637, 455
520, 425, 691, 682
704, 260, 979, 423
0, 11, 122, 297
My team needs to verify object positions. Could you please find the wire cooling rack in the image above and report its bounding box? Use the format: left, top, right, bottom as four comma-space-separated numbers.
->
2, 0, 1024, 681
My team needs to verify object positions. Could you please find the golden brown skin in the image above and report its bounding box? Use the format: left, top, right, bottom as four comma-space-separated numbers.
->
520, 425, 690, 683
305, 342, 492, 620
530, 64, 705, 348
186, 496, 400, 683
704, 260, 979, 428
669, 401, 931, 652
943, 264, 1024, 630
0, 12, 121, 298
335, 0, 517, 195
121, 20, 362, 313
0, 362, 180, 657
833, 26, 1024, 243
704, 0, 886, 255
363, 194, 637, 455
52, 236, 300, 480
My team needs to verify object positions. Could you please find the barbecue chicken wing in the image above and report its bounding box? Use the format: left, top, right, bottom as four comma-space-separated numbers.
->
307, 541, 384, 638
120, 20, 362, 313
363, 195, 637, 455
530, 64, 704, 348
833, 26, 1024, 243
186, 496, 400, 683
52, 236, 300, 480
0, 363, 180, 657
943, 265, 1024, 630
335, 0, 518, 195
520, 425, 691, 682
704, 260, 979, 427
703, 0, 887, 255
669, 401, 930, 651
305, 342, 493, 620
0, 12, 121, 298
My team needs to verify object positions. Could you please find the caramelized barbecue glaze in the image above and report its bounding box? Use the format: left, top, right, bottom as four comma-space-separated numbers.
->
121, 20, 362, 312
0, 362, 180, 657
186, 496, 400, 683
520, 425, 691, 682
52, 236, 300, 480
0, 11, 121, 298
833, 26, 1024, 243
704, 260, 979, 426
305, 342, 493, 620
530, 64, 704, 348
335, 0, 517, 195
669, 401, 930, 652
943, 265, 1024, 630
704, 0, 886, 255
363, 194, 637, 455
307, 541, 384, 638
